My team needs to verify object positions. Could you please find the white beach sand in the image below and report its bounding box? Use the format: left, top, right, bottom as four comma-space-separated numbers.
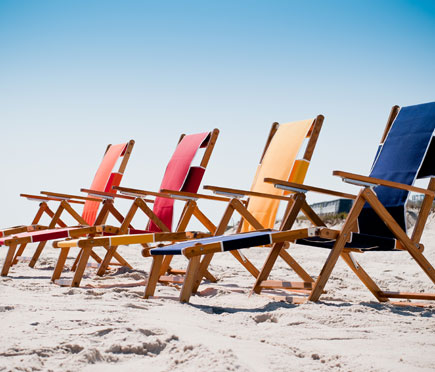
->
1, 218, 435, 372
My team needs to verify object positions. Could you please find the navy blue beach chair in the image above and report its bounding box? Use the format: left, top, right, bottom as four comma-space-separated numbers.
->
145, 103, 435, 305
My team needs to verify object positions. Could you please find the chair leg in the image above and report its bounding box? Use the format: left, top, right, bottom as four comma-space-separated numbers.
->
180, 256, 201, 303
340, 252, 387, 302
229, 250, 260, 278
89, 250, 103, 264
159, 255, 173, 276
71, 250, 83, 272
161, 254, 217, 283
308, 193, 366, 302
12, 243, 28, 265
279, 249, 314, 283
1, 243, 18, 276
51, 248, 70, 282
191, 253, 214, 293
97, 247, 117, 276
144, 256, 164, 299
252, 242, 284, 294
71, 247, 92, 287
29, 241, 47, 268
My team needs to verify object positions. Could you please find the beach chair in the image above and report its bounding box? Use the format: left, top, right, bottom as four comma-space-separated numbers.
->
0, 141, 135, 276
156, 103, 435, 305
138, 115, 323, 299
57, 116, 323, 291
51, 129, 219, 287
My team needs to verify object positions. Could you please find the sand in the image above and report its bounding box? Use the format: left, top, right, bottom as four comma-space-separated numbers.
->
1, 218, 435, 372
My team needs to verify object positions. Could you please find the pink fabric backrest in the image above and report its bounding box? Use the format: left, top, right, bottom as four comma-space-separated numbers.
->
81, 143, 128, 225
147, 132, 211, 232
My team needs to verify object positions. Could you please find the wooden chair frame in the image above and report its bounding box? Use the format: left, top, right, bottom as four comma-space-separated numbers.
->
252, 105, 435, 305
1, 140, 135, 276
51, 129, 220, 287
148, 105, 435, 305
144, 115, 325, 299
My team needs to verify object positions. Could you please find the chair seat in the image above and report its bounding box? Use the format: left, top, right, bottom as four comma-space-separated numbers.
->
0, 227, 79, 245
296, 232, 397, 251
150, 231, 274, 256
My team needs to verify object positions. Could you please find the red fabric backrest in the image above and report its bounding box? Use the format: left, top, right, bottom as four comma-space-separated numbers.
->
104, 172, 123, 193
147, 133, 210, 232
181, 166, 206, 193
81, 143, 127, 225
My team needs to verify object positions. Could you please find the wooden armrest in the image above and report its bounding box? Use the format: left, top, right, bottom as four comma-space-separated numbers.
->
160, 189, 230, 202
80, 188, 153, 203
40, 191, 101, 202
204, 185, 293, 201
264, 178, 357, 199
114, 186, 164, 198
115, 186, 211, 202
333, 171, 435, 197
20, 193, 85, 205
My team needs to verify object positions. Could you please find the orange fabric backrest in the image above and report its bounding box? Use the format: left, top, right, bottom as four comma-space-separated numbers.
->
81, 143, 128, 225
242, 119, 314, 232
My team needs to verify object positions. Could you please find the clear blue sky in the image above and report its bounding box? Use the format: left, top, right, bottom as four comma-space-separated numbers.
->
1, 0, 434, 228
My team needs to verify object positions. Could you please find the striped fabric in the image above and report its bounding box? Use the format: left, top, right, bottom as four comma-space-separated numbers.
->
150, 231, 273, 256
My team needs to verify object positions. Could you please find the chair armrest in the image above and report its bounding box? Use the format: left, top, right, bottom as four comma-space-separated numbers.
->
264, 178, 357, 199
116, 186, 194, 202
204, 185, 294, 201
20, 193, 86, 204
114, 186, 168, 198
80, 188, 154, 203
40, 191, 101, 202
333, 171, 435, 197
160, 189, 230, 202
118, 185, 230, 202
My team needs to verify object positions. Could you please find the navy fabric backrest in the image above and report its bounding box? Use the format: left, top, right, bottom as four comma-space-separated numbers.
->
358, 102, 435, 238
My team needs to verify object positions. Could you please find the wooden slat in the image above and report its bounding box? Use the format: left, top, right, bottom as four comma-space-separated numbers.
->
200, 128, 219, 168
118, 140, 135, 174
380, 105, 400, 143
204, 185, 293, 201
20, 194, 85, 204
161, 189, 230, 202
80, 188, 137, 201
260, 280, 314, 289
40, 191, 101, 202
264, 178, 357, 199
381, 291, 435, 301
259, 122, 279, 163
333, 171, 435, 196
303, 115, 324, 161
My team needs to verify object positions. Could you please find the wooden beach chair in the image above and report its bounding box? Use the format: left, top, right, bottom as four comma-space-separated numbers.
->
56, 116, 323, 291
152, 103, 435, 305
0, 141, 135, 276
51, 130, 219, 287
130, 116, 323, 299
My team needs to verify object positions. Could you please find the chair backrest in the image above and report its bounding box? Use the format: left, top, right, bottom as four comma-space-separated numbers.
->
147, 129, 219, 232
242, 116, 323, 232
358, 102, 435, 238
82, 140, 134, 225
